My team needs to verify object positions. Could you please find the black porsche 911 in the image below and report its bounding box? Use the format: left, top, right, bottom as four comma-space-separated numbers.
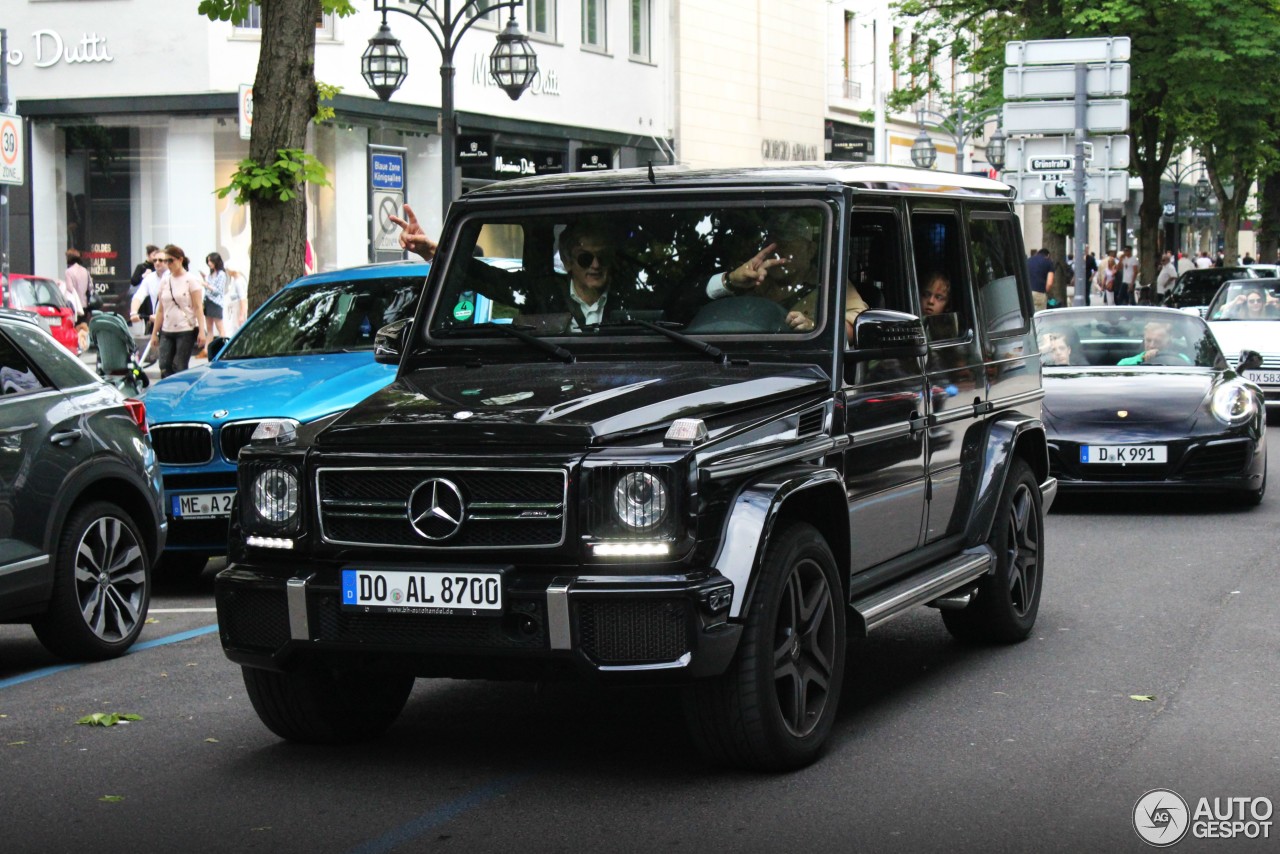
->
1033, 307, 1266, 504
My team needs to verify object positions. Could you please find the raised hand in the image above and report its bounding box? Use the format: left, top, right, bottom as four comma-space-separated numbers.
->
388, 203, 439, 262
727, 242, 788, 290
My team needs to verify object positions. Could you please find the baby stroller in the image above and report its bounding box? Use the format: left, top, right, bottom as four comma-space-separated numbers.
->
87, 297, 150, 396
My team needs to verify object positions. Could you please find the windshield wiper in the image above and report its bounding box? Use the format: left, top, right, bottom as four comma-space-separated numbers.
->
441, 322, 575, 364
594, 317, 728, 364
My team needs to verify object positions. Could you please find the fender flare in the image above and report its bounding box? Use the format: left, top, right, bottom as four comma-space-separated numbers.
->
43, 456, 165, 569
710, 465, 846, 619
962, 414, 1048, 546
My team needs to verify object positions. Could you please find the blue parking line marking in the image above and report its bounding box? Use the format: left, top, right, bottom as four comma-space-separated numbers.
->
346, 774, 530, 854
0, 624, 218, 690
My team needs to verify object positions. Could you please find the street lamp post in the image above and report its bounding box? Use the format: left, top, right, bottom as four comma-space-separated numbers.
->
361, 1, 538, 217
909, 104, 1006, 174
1163, 157, 1208, 255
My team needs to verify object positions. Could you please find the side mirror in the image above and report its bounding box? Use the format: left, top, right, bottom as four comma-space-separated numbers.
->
374, 318, 412, 365
1238, 349, 1263, 372
206, 336, 228, 361
845, 309, 928, 363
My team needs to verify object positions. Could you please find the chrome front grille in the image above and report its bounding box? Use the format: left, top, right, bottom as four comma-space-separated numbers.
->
316, 467, 568, 549
151, 424, 214, 465
219, 420, 262, 463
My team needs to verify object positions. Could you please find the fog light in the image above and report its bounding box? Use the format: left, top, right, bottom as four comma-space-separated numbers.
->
245, 535, 295, 549
591, 542, 670, 558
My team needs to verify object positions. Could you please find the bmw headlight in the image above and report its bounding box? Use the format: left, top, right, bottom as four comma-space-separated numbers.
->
613, 471, 669, 530
252, 468, 299, 523
1211, 382, 1257, 427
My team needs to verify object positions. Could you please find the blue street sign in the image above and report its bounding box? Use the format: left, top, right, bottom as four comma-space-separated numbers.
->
371, 153, 404, 191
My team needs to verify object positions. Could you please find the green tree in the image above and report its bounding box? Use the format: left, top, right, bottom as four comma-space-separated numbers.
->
198, 0, 355, 310
890, 0, 1280, 286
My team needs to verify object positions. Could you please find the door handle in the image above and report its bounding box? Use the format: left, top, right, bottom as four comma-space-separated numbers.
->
50, 429, 82, 445
908, 411, 927, 434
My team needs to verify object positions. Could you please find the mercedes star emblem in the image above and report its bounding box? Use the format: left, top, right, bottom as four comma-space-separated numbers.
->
407, 478, 465, 540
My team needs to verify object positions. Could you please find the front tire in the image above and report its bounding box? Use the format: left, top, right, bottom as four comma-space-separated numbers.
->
32, 501, 151, 660
942, 458, 1043, 644
242, 666, 414, 744
684, 522, 845, 771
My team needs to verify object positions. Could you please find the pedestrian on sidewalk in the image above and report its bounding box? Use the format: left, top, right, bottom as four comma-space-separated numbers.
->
1026, 248, 1054, 312
203, 252, 228, 344
149, 245, 206, 378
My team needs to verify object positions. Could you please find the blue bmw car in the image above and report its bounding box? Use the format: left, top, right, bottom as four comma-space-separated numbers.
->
140, 260, 428, 575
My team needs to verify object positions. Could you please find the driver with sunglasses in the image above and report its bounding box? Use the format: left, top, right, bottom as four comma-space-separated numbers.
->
391, 203, 620, 332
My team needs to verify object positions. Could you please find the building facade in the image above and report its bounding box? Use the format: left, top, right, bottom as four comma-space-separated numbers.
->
5, 0, 672, 304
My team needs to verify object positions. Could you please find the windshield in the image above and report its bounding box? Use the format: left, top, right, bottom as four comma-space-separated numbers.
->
1177, 269, 1257, 303
220, 276, 423, 359
1206, 280, 1280, 321
1034, 309, 1225, 369
9, 277, 67, 309
427, 203, 832, 340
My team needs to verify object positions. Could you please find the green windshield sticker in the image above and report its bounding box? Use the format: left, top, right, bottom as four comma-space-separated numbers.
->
452, 299, 475, 322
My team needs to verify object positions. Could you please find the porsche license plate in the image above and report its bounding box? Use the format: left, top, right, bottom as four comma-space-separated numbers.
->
1244, 369, 1280, 385
1080, 445, 1167, 464
172, 491, 235, 518
341, 568, 503, 614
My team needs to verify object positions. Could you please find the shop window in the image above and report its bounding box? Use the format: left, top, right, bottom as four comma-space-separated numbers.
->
583, 0, 607, 52
630, 0, 651, 62
526, 0, 557, 40
234, 4, 337, 39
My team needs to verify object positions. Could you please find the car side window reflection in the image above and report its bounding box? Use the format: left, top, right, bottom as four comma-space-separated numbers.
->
910, 211, 972, 342
0, 332, 48, 396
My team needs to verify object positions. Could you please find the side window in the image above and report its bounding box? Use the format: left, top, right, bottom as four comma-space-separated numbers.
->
910, 211, 972, 342
968, 216, 1028, 337
848, 210, 908, 315
0, 330, 50, 396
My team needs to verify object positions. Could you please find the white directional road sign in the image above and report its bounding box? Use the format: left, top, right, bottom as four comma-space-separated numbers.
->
0, 114, 24, 186
1005, 37, 1130, 66
1011, 171, 1129, 205
1002, 99, 1129, 135
1004, 135, 1130, 172
1003, 63, 1130, 99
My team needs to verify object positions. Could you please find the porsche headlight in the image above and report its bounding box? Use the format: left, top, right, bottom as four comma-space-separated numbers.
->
252, 468, 299, 523
613, 471, 669, 531
1211, 383, 1257, 427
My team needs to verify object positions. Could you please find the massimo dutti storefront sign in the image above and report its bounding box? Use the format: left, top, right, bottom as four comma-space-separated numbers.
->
463, 146, 564, 180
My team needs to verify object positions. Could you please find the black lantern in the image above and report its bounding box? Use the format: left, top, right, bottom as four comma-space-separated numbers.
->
910, 128, 937, 170
986, 126, 1007, 172
489, 15, 538, 101
361, 20, 408, 102
1195, 173, 1211, 202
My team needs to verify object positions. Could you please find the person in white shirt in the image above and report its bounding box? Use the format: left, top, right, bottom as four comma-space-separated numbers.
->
1155, 252, 1178, 296
1194, 251, 1214, 269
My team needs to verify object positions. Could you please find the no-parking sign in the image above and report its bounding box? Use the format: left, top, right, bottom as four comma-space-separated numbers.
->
0, 114, 23, 186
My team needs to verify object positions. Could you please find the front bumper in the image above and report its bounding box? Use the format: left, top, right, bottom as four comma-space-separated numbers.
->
1047, 435, 1264, 492
216, 562, 742, 682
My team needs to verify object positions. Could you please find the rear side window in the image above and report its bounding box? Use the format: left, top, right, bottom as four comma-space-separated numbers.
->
910, 210, 972, 341
967, 216, 1028, 337
0, 328, 52, 396
1, 321, 96, 389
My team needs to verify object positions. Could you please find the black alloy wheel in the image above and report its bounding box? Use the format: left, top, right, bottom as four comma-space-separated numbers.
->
942, 458, 1043, 644
684, 522, 845, 771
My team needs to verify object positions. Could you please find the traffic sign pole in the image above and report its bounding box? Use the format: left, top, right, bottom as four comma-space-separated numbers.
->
1073, 63, 1088, 306
1, 28, 10, 287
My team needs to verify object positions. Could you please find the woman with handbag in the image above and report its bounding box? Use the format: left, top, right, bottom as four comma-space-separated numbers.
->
148, 244, 207, 377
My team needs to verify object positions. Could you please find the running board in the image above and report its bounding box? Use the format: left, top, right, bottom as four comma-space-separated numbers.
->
850, 550, 993, 636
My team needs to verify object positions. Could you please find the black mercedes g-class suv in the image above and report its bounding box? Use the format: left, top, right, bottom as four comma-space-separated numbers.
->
216, 164, 1056, 770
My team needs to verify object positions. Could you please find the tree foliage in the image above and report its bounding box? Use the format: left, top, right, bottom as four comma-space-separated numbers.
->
198, 0, 355, 309
890, 0, 1280, 281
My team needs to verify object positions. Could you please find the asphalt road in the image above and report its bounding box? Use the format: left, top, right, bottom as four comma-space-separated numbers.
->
2, 461, 1278, 853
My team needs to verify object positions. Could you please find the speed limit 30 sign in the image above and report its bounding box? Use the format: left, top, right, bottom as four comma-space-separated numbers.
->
0, 114, 24, 186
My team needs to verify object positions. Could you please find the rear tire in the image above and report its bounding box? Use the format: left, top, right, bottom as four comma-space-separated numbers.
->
684, 522, 845, 771
941, 458, 1043, 644
32, 501, 151, 661
242, 666, 414, 744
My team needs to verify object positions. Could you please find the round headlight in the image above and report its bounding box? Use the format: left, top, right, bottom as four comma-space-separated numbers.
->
252, 469, 299, 523
613, 471, 668, 530
1211, 383, 1257, 426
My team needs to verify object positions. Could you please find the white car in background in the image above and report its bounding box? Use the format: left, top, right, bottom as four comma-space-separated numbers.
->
1206, 278, 1280, 414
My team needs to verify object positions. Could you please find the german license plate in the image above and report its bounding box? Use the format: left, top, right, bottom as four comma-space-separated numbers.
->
1244, 369, 1280, 385
1080, 445, 1166, 464
341, 568, 503, 614
172, 492, 235, 518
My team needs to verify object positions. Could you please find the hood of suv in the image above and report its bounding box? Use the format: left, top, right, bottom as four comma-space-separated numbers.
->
141, 352, 397, 427
318, 361, 830, 447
